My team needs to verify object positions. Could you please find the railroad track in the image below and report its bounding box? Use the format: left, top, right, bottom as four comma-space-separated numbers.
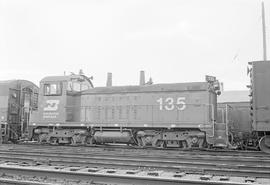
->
1, 143, 270, 158
1, 144, 270, 167
0, 144, 269, 184
0, 162, 269, 185
0, 150, 270, 178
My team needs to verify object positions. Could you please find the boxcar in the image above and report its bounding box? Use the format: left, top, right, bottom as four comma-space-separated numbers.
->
217, 91, 251, 149
248, 61, 270, 152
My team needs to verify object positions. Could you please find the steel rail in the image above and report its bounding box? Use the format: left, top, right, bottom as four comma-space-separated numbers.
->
1, 144, 269, 158
0, 178, 57, 185
0, 163, 266, 185
0, 152, 269, 178
1, 145, 270, 165
0, 148, 270, 167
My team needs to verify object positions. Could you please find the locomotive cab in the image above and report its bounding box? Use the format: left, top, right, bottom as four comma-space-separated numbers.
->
29, 74, 93, 143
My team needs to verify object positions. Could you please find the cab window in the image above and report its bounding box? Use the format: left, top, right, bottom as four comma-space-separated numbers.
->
44, 83, 62, 96
67, 81, 91, 92
73, 82, 81, 92
81, 83, 90, 91
68, 81, 79, 92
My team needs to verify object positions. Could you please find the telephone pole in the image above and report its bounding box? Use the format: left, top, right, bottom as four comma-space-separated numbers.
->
262, 1, 267, 61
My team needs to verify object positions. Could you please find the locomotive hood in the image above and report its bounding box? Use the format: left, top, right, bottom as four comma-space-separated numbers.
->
82, 82, 210, 95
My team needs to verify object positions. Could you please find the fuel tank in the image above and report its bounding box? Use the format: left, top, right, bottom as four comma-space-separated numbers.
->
93, 130, 133, 143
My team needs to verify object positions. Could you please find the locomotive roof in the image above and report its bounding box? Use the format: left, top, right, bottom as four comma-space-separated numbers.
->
82, 82, 209, 94
41, 75, 94, 88
0, 80, 22, 85
40, 76, 76, 82
0, 80, 38, 95
0, 80, 37, 88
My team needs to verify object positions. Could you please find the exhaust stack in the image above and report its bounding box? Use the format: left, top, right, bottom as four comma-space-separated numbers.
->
106, 72, 112, 87
140, 71, 145, 85
220, 82, 224, 91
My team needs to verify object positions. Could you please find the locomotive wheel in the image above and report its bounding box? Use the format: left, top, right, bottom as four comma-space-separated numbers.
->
49, 137, 58, 145
182, 141, 188, 149
152, 140, 166, 148
228, 132, 234, 144
38, 134, 49, 143
70, 138, 76, 146
85, 136, 95, 146
259, 136, 270, 154
136, 136, 144, 147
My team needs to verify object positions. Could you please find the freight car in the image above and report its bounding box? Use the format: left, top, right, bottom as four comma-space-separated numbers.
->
0, 80, 38, 143
216, 61, 270, 153
28, 73, 228, 148
248, 61, 270, 153
217, 92, 252, 149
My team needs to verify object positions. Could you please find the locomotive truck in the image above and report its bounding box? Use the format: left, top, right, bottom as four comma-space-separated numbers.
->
28, 72, 228, 149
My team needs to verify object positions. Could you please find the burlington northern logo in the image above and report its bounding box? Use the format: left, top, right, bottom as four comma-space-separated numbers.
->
44, 100, 60, 111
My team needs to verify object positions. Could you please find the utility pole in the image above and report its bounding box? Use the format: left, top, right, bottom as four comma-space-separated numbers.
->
262, 1, 267, 61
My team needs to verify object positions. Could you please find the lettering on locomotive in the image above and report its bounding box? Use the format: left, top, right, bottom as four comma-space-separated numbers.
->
43, 112, 59, 119
44, 100, 60, 111
156, 97, 186, 111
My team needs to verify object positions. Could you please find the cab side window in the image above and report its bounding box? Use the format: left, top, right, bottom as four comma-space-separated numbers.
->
81, 81, 91, 91
44, 83, 62, 96
72, 82, 81, 92
67, 81, 91, 92
67, 81, 79, 92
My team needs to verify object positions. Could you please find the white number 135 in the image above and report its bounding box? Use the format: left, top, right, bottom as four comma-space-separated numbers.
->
156, 97, 186, 111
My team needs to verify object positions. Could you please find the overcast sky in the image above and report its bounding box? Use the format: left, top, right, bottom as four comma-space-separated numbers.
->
0, 0, 269, 90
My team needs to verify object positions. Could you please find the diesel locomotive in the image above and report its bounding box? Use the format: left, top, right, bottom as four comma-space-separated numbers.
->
28, 72, 228, 149
0, 80, 38, 143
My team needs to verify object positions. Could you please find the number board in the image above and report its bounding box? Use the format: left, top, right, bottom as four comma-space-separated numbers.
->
156, 97, 186, 111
